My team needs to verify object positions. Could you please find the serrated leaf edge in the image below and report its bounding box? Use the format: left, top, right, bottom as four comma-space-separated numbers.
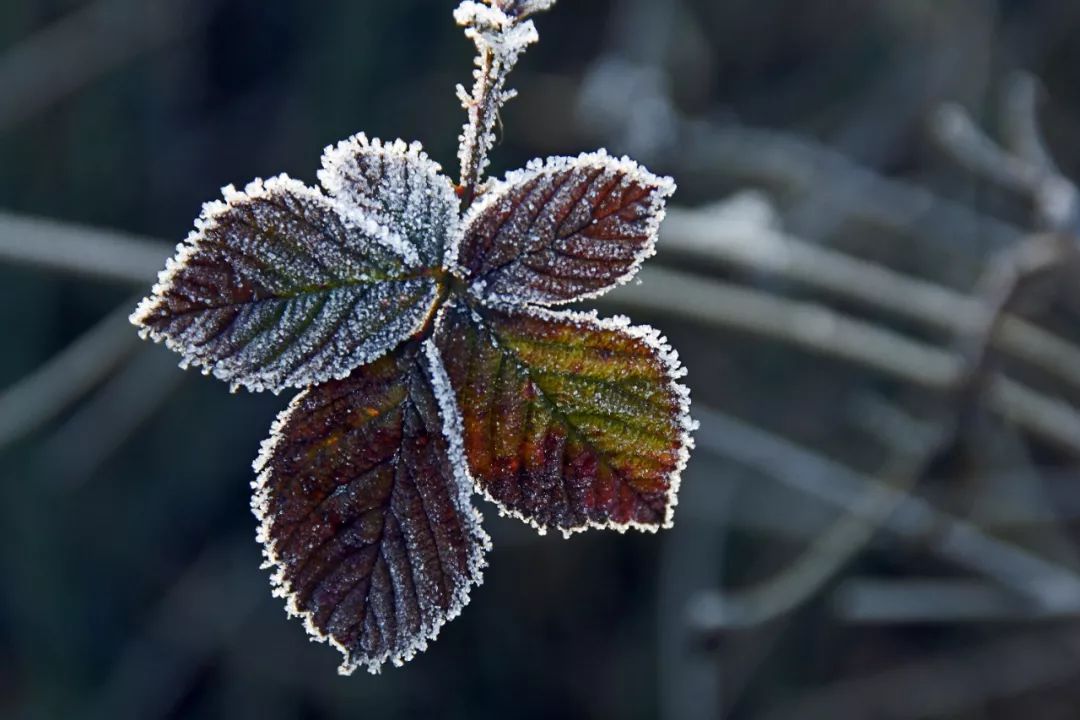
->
317, 133, 463, 267
448, 148, 677, 306
429, 300, 695, 539
130, 174, 437, 395
250, 351, 491, 675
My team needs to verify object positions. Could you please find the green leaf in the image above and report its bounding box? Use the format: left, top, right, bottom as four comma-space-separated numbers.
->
431, 301, 694, 536
452, 151, 675, 306
253, 342, 489, 674
131, 176, 440, 393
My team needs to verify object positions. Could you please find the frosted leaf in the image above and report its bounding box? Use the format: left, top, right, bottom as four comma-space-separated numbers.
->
319, 134, 460, 266
450, 151, 676, 305
131, 176, 439, 393
432, 300, 695, 537
253, 343, 490, 674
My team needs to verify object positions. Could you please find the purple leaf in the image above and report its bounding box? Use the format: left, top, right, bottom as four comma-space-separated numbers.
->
253, 343, 489, 674
452, 151, 675, 305
131, 176, 440, 393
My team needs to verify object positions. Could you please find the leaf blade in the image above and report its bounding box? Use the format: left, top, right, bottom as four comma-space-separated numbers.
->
452, 151, 675, 305
432, 301, 694, 536
319, 134, 460, 266
253, 343, 489, 674
131, 176, 440, 393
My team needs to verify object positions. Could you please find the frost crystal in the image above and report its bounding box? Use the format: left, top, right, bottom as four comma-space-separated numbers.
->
131, 176, 440, 393
455, 2, 542, 196
131, 0, 696, 677
451, 151, 676, 305
319, 134, 460, 266
252, 345, 489, 674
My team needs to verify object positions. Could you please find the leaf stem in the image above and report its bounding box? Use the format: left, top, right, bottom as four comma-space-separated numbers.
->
454, 1, 553, 208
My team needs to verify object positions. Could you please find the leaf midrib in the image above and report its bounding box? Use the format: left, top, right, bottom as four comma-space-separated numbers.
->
473, 305, 667, 522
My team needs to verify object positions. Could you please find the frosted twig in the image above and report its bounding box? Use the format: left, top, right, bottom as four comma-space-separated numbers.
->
686, 213, 1077, 632
1001, 73, 1059, 174
0, 0, 210, 132
685, 448, 938, 630
0, 301, 141, 451
0, 211, 171, 284
610, 266, 960, 386
660, 206, 1080, 395
455, 1, 555, 206
953, 235, 1066, 414
604, 266, 1080, 455
5, 208, 1080, 456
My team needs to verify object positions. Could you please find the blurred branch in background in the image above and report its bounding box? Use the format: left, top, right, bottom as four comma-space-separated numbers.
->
0, 0, 211, 132
7, 0, 1080, 716
761, 628, 1080, 719
0, 301, 139, 450
10, 204, 1080, 454
0, 212, 171, 284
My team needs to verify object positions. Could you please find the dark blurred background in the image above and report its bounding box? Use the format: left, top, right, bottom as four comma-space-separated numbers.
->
5, 1, 1080, 718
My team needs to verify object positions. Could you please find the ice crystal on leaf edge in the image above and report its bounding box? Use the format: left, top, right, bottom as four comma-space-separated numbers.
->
130, 0, 694, 676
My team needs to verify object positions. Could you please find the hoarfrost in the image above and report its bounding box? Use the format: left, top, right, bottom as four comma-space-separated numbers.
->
251, 346, 489, 674
455, 1, 542, 194
130, 0, 699, 677
432, 300, 695, 538
130, 175, 440, 394
450, 150, 676, 306
319, 133, 461, 266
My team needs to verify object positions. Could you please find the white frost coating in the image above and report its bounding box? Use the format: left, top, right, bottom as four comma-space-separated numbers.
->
131, 174, 437, 394
319, 133, 461, 267
497, 0, 557, 17
436, 300, 695, 538
250, 356, 491, 675
449, 149, 676, 306
522, 304, 695, 537
454, 1, 541, 194
422, 339, 494, 562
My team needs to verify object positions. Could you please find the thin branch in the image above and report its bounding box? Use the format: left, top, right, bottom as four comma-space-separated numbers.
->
932, 78, 1080, 233
6, 208, 1080, 456
0, 211, 171, 284
1001, 72, 1058, 173
603, 266, 1080, 455
611, 266, 959, 386
454, 1, 554, 205
0, 0, 211, 132
690, 407, 1080, 620
676, 120, 1024, 250
833, 578, 1079, 624
0, 301, 141, 451
659, 206, 1080, 397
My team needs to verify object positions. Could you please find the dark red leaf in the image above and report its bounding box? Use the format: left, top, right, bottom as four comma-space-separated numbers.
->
131, 176, 439, 393
431, 301, 693, 536
452, 151, 675, 305
253, 343, 489, 674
